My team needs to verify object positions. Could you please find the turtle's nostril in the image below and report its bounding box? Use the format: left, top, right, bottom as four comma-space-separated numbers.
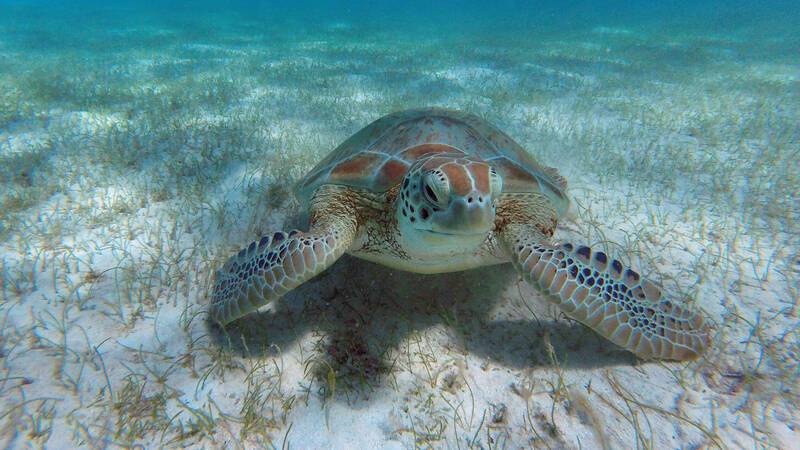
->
468, 197, 473, 203
478, 196, 483, 203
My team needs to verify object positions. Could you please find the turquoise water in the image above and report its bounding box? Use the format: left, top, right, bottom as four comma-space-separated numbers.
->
1, 1, 798, 448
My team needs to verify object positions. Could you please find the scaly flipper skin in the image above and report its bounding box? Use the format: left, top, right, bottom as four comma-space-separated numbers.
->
496, 196, 710, 360
209, 186, 359, 325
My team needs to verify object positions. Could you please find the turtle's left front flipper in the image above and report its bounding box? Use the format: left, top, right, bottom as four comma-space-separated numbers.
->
209, 186, 359, 325
500, 225, 711, 361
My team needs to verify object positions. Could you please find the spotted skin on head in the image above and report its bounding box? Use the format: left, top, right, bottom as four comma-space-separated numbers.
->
501, 223, 710, 360
397, 153, 502, 236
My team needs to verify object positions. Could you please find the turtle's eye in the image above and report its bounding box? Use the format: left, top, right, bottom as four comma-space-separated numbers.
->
423, 171, 448, 209
425, 184, 438, 203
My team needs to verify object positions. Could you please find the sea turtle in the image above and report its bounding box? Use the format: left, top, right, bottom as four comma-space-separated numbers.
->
210, 108, 710, 360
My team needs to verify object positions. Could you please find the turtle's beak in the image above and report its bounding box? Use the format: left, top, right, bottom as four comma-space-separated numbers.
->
433, 190, 494, 235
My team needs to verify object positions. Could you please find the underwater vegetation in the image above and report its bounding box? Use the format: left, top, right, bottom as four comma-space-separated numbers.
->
0, 1, 798, 448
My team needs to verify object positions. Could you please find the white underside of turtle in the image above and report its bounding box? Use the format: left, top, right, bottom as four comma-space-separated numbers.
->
210, 108, 710, 361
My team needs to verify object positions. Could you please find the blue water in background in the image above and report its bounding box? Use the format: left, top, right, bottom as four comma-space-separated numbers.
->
2, 0, 797, 49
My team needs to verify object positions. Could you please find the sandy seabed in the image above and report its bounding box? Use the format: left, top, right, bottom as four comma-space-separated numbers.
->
1, 6, 798, 449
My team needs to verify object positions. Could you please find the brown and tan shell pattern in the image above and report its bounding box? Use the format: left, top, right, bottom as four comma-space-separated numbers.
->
295, 108, 570, 216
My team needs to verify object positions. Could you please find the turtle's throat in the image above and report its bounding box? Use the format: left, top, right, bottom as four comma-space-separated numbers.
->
397, 220, 488, 258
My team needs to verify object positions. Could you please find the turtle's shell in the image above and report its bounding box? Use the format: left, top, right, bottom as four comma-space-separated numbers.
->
296, 108, 569, 216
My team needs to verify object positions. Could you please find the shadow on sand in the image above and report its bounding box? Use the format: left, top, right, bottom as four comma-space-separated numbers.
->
207, 251, 637, 390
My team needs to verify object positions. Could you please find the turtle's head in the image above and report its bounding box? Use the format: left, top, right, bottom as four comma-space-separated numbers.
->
397, 154, 502, 249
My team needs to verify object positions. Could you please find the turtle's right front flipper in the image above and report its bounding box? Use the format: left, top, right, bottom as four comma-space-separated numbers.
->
209, 187, 359, 325
500, 226, 711, 361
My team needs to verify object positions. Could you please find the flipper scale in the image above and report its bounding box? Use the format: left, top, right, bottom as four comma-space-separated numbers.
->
502, 226, 711, 361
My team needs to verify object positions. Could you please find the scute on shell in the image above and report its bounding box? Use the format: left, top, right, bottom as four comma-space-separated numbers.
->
295, 108, 569, 216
